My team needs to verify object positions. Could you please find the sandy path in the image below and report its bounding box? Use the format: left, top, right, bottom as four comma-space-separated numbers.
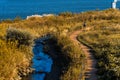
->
70, 30, 97, 80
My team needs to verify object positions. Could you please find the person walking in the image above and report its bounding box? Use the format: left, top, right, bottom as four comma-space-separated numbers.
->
83, 21, 86, 28
82, 21, 87, 31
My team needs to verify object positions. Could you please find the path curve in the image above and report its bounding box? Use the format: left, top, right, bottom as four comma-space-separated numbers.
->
70, 30, 97, 80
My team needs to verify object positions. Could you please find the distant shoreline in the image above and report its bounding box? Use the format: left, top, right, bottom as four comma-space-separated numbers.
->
0, 9, 107, 20
0, 8, 119, 21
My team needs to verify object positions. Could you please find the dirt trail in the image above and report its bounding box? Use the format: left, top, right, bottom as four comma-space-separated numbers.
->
70, 30, 97, 80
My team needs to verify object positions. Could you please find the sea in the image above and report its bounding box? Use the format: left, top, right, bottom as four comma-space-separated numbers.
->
0, 0, 120, 19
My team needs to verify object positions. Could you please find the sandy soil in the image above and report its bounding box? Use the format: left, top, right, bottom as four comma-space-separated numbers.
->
70, 30, 97, 80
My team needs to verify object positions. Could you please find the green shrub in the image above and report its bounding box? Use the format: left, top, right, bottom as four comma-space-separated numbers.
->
59, 12, 73, 17
2, 19, 13, 23
14, 16, 22, 22
6, 27, 34, 47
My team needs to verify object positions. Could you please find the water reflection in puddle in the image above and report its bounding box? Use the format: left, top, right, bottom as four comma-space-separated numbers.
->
22, 39, 53, 80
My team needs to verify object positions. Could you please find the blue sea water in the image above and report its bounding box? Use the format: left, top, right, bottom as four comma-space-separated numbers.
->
0, 0, 120, 19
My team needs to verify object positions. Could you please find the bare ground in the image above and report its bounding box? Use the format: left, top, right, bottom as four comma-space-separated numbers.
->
70, 30, 97, 80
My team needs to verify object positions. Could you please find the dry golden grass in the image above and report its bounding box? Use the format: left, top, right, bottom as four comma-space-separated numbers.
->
0, 9, 120, 80
78, 16, 120, 80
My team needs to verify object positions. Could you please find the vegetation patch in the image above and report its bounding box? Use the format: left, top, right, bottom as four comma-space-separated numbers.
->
51, 35, 85, 80
6, 27, 34, 47
0, 9, 120, 80
78, 25, 120, 80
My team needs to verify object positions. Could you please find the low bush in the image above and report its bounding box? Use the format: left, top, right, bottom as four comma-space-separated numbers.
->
59, 12, 73, 17
52, 35, 85, 80
6, 27, 34, 47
